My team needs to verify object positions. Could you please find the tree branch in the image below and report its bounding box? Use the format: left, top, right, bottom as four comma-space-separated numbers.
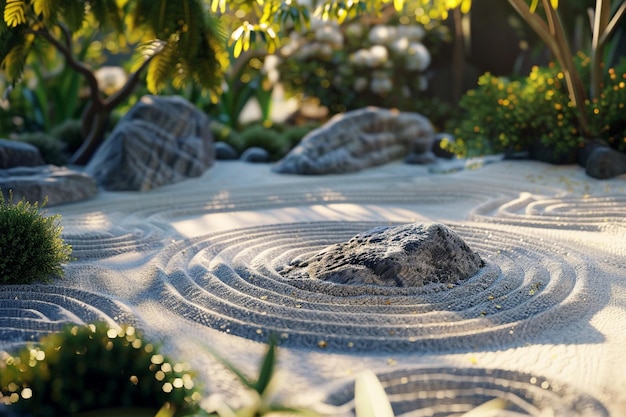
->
31, 25, 104, 110
104, 42, 165, 110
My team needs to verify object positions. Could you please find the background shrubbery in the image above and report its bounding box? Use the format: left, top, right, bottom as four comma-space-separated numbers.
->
446, 55, 626, 161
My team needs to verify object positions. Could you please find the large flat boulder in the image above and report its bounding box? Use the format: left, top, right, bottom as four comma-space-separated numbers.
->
0, 165, 97, 206
0, 139, 45, 168
86, 95, 214, 191
279, 222, 484, 287
272, 107, 435, 175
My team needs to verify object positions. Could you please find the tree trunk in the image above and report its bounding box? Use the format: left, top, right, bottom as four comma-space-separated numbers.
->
70, 103, 111, 165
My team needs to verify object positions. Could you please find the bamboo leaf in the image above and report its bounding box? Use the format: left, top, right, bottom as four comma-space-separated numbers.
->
32, 0, 54, 22
233, 37, 242, 58
4, 0, 27, 27
211, 0, 226, 13
461, 0, 472, 14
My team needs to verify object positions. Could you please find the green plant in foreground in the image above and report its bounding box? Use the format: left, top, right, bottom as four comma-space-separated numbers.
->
0, 193, 72, 285
205, 338, 319, 417
0, 323, 200, 417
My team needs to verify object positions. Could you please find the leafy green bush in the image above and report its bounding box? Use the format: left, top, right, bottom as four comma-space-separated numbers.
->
280, 124, 320, 148
239, 125, 291, 161
0, 194, 72, 285
589, 61, 626, 152
13, 132, 68, 166
210, 120, 245, 152
50, 119, 84, 155
0, 323, 200, 417
447, 56, 626, 159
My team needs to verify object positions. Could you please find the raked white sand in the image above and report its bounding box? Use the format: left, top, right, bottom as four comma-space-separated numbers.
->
2, 159, 625, 416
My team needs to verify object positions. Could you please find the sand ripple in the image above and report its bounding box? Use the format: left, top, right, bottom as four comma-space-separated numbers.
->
471, 193, 626, 232
154, 221, 599, 352
0, 286, 135, 349
325, 367, 608, 417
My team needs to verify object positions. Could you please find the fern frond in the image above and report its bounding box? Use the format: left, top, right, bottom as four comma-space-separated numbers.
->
145, 36, 177, 93
4, 0, 27, 27
58, 0, 87, 32
188, 24, 226, 92
89, 0, 124, 33
0, 29, 31, 81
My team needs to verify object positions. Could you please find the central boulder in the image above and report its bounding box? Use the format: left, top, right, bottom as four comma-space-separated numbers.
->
279, 223, 483, 287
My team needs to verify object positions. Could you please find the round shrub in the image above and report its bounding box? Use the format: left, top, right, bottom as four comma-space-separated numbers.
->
0, 323, 200, 417
0, 194, 72, 285
50, 119, 84, 155
14, 132, 68, 166
280, 124, 320, 148
210, 120, 245, 152
239, 125, 290, 161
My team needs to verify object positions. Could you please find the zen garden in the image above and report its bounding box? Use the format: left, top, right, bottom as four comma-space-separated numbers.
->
0, 0, 625, 416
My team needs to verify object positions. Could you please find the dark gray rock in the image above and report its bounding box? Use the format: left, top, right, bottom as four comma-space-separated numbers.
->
0, 138, 45, 168
273, 107, 435, 175
585, 146, 626, 179
279, 222, 483, 287
214, 141, 239, 160
431, 133, 455, 159
0, 165, 97, 206
85, 95, 214, 191
241, 147, 270, 163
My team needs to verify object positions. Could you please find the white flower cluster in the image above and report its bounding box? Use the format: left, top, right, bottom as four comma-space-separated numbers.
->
281, 19, 343, 61
281, 19, 432, 97
349, 24, 431, 94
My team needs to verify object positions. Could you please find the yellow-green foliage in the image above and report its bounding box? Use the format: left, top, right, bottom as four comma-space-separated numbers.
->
448, 56, 626, 158
0, 323, 200, 417
0, 194, 71, 285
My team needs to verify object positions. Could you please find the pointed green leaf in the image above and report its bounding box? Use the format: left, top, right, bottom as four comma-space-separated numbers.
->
233, 37, 242, 58
254, 337, 277, 395
211, 0, 225, 13
354, 370, 394, 417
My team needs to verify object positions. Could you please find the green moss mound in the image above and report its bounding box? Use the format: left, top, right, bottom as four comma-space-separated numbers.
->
239, 125, 291, 161
0, 194, 72, 285
0, 323, 200, 417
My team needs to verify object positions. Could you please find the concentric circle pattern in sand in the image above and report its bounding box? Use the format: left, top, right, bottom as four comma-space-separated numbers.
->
471, 192, 626, 232
63, 223, 167, 260
0, 286, 135, 349
154, 221, 599, 352
325, 367, 608, 417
